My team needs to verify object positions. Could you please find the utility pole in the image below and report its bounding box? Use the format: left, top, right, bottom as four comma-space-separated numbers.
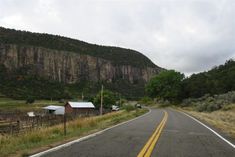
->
64, 103, 67, 136
100, 85, 103, 115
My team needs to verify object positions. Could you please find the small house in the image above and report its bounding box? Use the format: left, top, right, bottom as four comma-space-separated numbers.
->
43, 105, 65, 115
65, 102, 95, 115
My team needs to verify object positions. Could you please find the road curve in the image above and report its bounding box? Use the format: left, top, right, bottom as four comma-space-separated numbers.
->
38, 108, 235, 157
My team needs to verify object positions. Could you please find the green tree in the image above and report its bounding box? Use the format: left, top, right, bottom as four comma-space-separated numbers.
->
94, 90, 116, 109
145, 70, 184, 102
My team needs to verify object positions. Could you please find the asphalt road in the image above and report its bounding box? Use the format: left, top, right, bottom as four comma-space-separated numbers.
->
40, 109, 235, 157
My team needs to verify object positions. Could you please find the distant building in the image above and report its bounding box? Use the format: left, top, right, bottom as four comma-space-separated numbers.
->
65, 102, 95, 115
43, 105, 65, 115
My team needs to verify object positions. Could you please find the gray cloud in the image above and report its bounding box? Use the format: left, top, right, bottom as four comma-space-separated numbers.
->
0, 0, 235, 75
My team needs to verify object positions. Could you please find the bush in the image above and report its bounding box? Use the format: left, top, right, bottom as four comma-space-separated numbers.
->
183, 91, 235, 112
206, 103, 221, 112
221, 104, 235, 111
196, 103, 208, 112
140, 96, 152, 103
122, 105, 135, 112
26, 97, 35, 104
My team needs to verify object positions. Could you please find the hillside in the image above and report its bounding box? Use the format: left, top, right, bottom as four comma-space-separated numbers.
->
0, 27, 158, 68
0, 27, 163, 99
182, 59, 235, 98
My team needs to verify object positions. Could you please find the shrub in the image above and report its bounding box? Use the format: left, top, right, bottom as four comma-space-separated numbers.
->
26, 97, 35, 104
181, 98, 197, 107
196, 103, 208, 112
123, 105, 135, 112
182, 91, 235, 112
206, 103, 221, 112
28, 134, 43, 143
139, 96, 153, 105
206, 97, 215, 102
221, 105, 233, 111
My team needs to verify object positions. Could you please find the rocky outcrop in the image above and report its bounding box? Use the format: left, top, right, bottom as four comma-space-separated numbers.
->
0, 44, 162, 84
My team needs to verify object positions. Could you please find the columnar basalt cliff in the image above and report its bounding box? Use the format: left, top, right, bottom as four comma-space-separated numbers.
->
0, 44, 161, 84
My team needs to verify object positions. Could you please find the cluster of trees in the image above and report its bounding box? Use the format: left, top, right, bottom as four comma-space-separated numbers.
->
0, 27, 156, 68
93, 90, 116, 109
145, 70, 184, 103
0, 61, 122, 108
145, 59, 235, 103
0, 64, 131, 102
182, 59, 235, 98
0, 65, 70, 100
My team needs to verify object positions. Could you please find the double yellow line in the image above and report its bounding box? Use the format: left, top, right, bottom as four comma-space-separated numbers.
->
137, 111, 168, 157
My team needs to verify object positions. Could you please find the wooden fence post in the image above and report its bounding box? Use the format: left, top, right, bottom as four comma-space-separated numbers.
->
64, 113, 67, 136
17, 120, 20, 134
10, 120, 13, 135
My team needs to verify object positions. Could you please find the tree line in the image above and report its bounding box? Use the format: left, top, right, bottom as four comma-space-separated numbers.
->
145, 59, 235, 103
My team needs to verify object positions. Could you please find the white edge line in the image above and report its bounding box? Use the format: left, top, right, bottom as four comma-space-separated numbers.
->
30, 108, 151, 157
178, 110, 235, 149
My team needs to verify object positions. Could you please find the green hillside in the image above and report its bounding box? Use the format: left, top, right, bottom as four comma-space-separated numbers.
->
182, 59, 235, 98
0, 63, 145, 100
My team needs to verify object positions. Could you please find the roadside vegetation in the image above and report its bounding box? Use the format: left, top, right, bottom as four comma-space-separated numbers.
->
0, 108, 147, 157
180, 104, 235, 138
138, 96, 155, 106
181, 91, 235, 112
176, 91, 235, 138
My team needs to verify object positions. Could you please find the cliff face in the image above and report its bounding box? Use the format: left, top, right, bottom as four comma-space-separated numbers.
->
0, 44, 161, 84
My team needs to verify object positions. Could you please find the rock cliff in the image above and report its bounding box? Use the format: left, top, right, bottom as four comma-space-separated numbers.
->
0, 44, 162, 84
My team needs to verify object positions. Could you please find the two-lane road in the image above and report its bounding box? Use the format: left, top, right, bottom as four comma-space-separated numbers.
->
36, 109, 235, 157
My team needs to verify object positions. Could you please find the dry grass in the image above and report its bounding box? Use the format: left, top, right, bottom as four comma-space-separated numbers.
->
181, 104, 235, 138
0, 109, 147, 157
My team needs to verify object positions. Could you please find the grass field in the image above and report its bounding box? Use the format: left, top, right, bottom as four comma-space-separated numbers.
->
0, 108, 147, 157
0, 97, 63, 112
181, 104, 235, 139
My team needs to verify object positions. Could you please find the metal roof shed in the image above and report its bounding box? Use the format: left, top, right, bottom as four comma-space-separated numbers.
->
43, 105, 65, 115
67, 102, 95, 108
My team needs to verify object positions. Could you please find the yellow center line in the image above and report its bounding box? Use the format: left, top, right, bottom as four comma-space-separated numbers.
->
137, 111, 168, 157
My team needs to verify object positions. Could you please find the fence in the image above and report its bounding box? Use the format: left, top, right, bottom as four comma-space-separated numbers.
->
0, 110, 102, 135
0, 108, 114, 136
0, 114, 65, 135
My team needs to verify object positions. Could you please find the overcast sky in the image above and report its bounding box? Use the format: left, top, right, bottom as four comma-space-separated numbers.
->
0, 0, 235, 75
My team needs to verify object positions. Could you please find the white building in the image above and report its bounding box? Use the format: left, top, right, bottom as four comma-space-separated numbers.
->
43, 105, 65, 115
